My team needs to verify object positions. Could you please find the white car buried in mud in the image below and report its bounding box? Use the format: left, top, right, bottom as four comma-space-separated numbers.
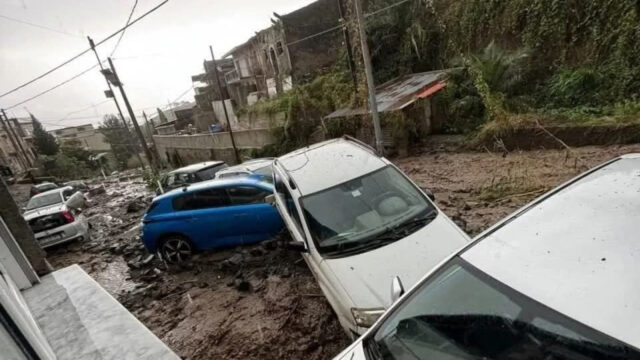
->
270, 137, 470, 337
23, 186, 89, 248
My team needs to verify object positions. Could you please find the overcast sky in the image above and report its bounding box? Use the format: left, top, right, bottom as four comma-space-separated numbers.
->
0, 0, 315, 130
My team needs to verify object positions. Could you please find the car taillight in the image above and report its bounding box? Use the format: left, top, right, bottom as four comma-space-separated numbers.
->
61, 210, 74, 224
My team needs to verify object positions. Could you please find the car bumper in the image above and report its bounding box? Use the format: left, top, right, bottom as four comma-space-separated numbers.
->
34, 216, 89, 248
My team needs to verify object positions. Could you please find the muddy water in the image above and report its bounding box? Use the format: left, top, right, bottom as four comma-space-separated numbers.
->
91, 257, 139, 295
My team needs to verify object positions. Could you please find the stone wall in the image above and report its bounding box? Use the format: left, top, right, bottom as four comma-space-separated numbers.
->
153, 128, 275, 165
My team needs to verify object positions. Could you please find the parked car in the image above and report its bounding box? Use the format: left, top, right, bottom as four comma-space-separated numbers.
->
142, 177, 284, 263
215, 158, 274, 182
23, 186, 89, 248
271, 137, 470, 337
29, 182, 58, 198
334, 154, 640, 360
157, 161, 228, 194
63, 180, 88, 193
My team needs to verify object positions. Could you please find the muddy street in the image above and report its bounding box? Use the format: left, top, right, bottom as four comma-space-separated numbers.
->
14, 144, 640, 359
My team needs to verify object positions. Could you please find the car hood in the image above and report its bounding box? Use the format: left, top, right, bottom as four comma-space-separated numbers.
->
23, 204, 66, 220
322, 214, 469, 309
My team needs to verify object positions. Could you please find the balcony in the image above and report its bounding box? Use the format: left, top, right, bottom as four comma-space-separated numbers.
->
224, 69, 240, 84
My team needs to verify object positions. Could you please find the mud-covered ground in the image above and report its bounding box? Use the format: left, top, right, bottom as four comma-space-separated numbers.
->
11, 143, 640, 359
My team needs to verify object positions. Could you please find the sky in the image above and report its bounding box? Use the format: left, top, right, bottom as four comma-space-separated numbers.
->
0, 0, 316, 130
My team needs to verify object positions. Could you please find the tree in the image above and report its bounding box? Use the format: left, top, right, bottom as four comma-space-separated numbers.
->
99, 114, 139, 169
31, 113, 58, 156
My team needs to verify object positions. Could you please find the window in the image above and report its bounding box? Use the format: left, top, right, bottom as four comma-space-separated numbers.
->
62, 189, 74, 200
371, 258, 638, 360
172, 188, 230, 211
166, 173, 192, 187
195, 164, 228, 181
301, 166, 436, 256
25, 192, 63, 210
219, 172, 245, 179
227, 186, 270, 205
276, 41, 284, 55
274, 172, 303, 233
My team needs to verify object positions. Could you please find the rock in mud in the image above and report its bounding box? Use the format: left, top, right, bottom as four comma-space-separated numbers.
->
234, 278, 251, 292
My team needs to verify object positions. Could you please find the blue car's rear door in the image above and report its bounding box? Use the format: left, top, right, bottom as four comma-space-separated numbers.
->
174, 188, 245, 250
226, 185, 284, 244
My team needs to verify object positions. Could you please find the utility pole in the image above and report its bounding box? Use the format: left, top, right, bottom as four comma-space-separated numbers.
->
104, 57, 157, 175
354, 0, 384, 155
0, 110, 28, 170
209, 45, 241, 164
337, 0, 358, 93
88, 36, 145, 170
4, 112, 32, 167
142, 111, 162, 168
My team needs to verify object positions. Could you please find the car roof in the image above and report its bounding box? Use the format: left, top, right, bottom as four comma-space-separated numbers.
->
461, 154, 640, 348
276, 138, 386, 195
218, 158, 273, 174
168, 161, 225, 174
154, 177, 271, 201
31, 186, 71, 198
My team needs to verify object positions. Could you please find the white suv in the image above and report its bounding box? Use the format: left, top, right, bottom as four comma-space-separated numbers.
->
271, 137, 470, 336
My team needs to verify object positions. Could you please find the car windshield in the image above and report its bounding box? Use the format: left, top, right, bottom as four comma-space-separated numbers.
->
26, 192, 63, 210
369, 258, 638, 360
253, 164, 273, 183
300, 165, 436, 256
196, 164, 228, 180
37, 183, 57, 191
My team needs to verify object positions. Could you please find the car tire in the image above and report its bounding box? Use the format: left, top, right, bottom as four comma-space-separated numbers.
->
159, 235, 193, 264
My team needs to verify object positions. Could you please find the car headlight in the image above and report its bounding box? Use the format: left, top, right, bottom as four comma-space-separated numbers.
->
351, 307, 385, 328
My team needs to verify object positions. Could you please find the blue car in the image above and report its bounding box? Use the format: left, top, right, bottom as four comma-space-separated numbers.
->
142, 177, 283, 263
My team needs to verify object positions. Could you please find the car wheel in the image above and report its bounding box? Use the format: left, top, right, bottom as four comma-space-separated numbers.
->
159, 236, 193, 264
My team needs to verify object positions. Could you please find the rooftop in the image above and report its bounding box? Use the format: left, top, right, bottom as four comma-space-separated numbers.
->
462, 154, 640, 348
277, 138, 385, 195
325, 70, 450, 119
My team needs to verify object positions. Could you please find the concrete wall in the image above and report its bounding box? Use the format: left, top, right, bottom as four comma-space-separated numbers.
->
236, 112, 286, 131
154, 128, 275, 165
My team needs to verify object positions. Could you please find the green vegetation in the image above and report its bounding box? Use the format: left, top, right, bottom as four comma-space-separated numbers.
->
99, 114, 141, 170
31, 114, 59, 156
39, 145, 99, 181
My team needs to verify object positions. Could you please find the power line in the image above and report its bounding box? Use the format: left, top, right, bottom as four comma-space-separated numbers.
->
110, 0, 139, 57
0, 14, 82, 38
5, 64, 100, 110
52, 99, 112, 123
0, 0, 169, 100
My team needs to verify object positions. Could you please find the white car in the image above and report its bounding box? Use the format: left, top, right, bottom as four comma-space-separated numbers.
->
215, 158, 274, 182
23, 186, 89, 248
334, 154, 640, 359
271, 137, 470, 337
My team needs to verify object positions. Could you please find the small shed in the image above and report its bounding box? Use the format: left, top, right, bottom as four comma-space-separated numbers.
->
325, 69, 450, 150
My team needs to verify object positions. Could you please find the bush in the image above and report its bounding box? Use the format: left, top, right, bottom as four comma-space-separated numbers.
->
545, 68, 602, 108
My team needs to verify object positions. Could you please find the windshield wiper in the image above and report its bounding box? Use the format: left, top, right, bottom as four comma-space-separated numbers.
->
390, 211, 437, 236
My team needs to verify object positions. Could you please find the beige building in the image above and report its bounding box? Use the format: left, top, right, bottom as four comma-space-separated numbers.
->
0, 118, 35, 173
51, 124, 111, 152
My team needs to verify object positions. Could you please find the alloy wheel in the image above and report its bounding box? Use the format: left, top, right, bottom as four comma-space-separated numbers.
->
161, 237, 192, 263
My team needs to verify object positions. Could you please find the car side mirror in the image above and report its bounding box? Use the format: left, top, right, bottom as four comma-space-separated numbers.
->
265, 194, 276, 206
391, 276, 405, 304
287, 241, 307, 253
421, 187, 435, 202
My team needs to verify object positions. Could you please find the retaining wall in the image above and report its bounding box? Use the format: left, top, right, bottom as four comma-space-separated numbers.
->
154, 128, 274, 165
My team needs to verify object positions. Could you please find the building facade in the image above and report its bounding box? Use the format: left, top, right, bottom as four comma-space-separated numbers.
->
51, 124, 111, 152
222, 0, 342, 108
0, 118, 35, 173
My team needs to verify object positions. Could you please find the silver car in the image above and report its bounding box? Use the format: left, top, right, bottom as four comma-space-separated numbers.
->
23, 186, 89, 248
335, 154, 640, 359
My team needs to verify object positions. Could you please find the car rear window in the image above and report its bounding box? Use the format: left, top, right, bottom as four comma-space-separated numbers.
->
172, 188, 230, 211
196, 164, 228, 180
227, 186, 270, 205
